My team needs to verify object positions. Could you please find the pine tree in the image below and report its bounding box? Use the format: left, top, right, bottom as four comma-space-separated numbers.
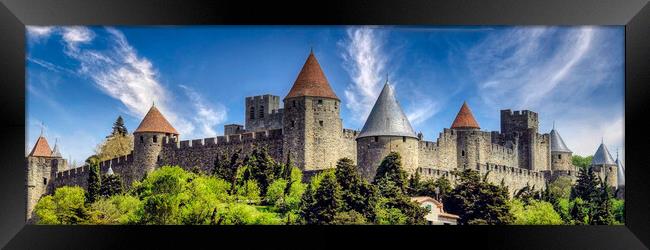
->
373, 152, 408, 193
100, 174, 123, 197
570, 198, 588, 225
592, 178, 615, 225
334, 158, 378, 221
571, 166, 600, 203
111, 116, 128, 137
86, 163, 101, 203
445, 169, 514, 225
300, 172, 342, 225
283, 150, 294, 196
407, 171, 422, 195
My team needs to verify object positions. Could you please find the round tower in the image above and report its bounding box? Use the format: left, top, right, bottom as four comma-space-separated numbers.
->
590, 140, 617, 189
133, 104, 179, 180
450, 101, 482, 170
549, 125, 574, 172
356, 82, 419, 181
283, 50, 343, 170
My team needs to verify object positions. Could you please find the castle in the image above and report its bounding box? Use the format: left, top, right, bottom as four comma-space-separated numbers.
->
25, 51, 625, 222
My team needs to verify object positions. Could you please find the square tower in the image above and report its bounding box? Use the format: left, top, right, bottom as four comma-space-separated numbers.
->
245, 94, 282, 131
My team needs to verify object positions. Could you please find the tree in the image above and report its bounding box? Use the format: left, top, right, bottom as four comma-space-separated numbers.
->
299, 171, 343, 225
547, 176, 573, 200
571, 166, 600, 203
510, 199, 563, 225
88, 194, 141, 224
100, 174, 123, 197
417, 177, 452, 202
95, 134, 134, 162
33, 186, 88, 224
570, 198, 589, 225
242, 149, 281, 196
445, 169, 514, 225
591, 178, 615, 225
572, 155, 594, 169
514, 183, 541, 205
612, 199, 625, 224
334, 158, 378, 221
87, 163, 102, 203
373, 152, 408, 192
407, 171, 422, 195
111, 116, 128, 137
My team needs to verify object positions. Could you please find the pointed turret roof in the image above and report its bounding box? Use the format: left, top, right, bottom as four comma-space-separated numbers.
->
29, 136, 52, 157
51, 138, 62, 158
285, 51, 339, 100
450, 101, 480, 129
358, 82, 417, 139
134, 104, 179, 135
106, 165, 114, 176
591, 142, 616, 166
550, 128, 572, 153
616, 150, 625, 187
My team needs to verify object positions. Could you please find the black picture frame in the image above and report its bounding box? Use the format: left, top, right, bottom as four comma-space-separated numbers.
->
0, 0, 648, 249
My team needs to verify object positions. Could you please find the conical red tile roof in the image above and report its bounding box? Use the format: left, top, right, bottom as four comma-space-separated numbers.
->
29, 136, 52, 157
451, 102, 480, 129
285, 51, 339, 100
134, 105, 179, 135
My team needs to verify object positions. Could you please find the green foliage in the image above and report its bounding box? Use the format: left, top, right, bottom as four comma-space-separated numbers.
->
299, 171, 343, 225
332, 210, 368, 225
212, 150, 241, 195
416, 176, 452, 202
547, 176, 573, 200
88, 194, 141, 224
111, 116, 128, 136
241, 149, 282, 195
236, 180, 261, 204
571, 166, 600, 203
445, 169, 514, 225
510, 199, 563, 225
335, 158, 378, 221
591, 180, 615, 225
86, 163, 101, 204
514, 183, 541, 205
570, 198, 589, 225
34, 186, 88, 224
213, 203, 282, 225
373, 152, 408, 192
572, 155, 594, 169
555, 198, 573, 224
100, 174, 123, 197
612, 199, 625, 224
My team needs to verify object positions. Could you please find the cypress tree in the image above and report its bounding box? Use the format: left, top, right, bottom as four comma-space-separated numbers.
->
592, 178, 615, 225
373, 152, 408, 192
571, 166, 599, 203
86, 163, 101, 203
407, 171, 422, 195
300, 172, 342, 225
334, 158, 378, 220
100, 174, 123, 197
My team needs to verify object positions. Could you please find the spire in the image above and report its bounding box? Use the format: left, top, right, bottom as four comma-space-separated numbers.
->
450, 101, 480, 129
550, 126, 572, 153
51, 138, 62, 158
106, 165, 114, 176
358, 82, 417, 139
29, 135, 52, 157
591, 141, 616, 166
285, 51, 339, 100
615, 148, 625, 187
134, 105, 179, 135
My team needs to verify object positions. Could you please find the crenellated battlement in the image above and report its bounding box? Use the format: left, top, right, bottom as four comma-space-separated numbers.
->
163, 128, 284, 149
342, 128, 359, 139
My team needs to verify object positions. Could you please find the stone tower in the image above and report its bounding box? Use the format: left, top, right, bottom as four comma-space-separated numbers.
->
245, 94, 283, 132
615, 150, 625, 199
451, 102, 481, 170
133, 104, 179, 182
25, 134, 65, 222
590, 141, 617, 189
283, 51, 342, 170
549, 126, 574, 172
500, 109, 540, 170
356, 82, 419, 180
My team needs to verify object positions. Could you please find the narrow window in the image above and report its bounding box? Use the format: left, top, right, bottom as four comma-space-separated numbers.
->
140, 136, 144, 143
153, 135, 158, 143
43, 177, 47, 185
318, 99, 323, 105
462, 150, 465, 156
319, 121, 323, 126
374, 136, 378, 142
558, 154, 562, 160
403, 136, 406, 142
291, 121, 295, 128
292, 100, 296, 107
249, 107, 255, 119
259, 105, 264, 118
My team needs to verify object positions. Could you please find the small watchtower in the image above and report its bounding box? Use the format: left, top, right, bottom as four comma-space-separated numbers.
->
133, 104, 179, 180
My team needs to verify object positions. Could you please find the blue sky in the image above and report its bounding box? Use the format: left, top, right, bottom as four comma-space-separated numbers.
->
26, 26, 625, 166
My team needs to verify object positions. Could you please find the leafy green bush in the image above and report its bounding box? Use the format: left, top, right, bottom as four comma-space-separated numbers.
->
34, 186, 88, 224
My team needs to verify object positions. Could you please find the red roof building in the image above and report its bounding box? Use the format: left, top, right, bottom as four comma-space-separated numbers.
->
134, 105, 179, 135
29, 136, 52, 157
451, 101, 480, 129
285, 51, 339, 100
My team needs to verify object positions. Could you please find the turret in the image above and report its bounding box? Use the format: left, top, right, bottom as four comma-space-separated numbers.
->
549, 125, 574, 172
615, 150, 625, 199
25, 132, 65, 222
590, 140, 617, 189
283, 50, 343, 170
356, 82, 419, 180
133, 104, 179, 180
451, 101, 482, 170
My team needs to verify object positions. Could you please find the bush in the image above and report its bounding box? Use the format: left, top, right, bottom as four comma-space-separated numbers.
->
511, 199, 563, 225
34, 186, 88, 224
88, 194, 141, 224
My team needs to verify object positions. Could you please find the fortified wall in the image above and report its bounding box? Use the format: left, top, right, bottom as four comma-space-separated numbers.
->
159, 128, 284, 173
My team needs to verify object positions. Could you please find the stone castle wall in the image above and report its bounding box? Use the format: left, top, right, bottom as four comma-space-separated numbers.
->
418, 129, 458, 171
340, 129, 359, 164
159, 129, 284, 174
357, 136, 420, 180
531, 133, 551, 171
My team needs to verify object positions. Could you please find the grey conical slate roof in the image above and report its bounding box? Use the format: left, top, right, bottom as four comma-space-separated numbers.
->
51, 139, 62, 158
616, 152, 625, 187
106, 165, 114, 176
357, 82, 417, 139
591, 142, 616, 166
550, 129, 572, 153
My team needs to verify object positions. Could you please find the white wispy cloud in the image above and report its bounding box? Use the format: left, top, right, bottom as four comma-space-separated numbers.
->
340, 27, 438, 127
26, 26, 55, 41
466, 27, 624, 159
179, 85, 227, 136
